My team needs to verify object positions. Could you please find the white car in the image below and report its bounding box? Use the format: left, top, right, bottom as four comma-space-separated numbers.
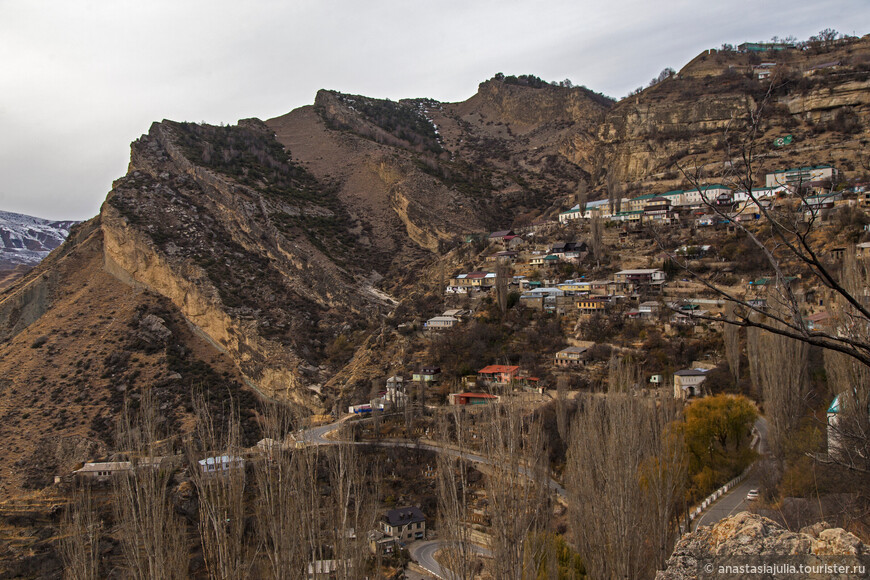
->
746, 489, 759, 501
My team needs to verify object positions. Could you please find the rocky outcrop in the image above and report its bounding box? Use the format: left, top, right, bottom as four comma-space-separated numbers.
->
657, 512, 868, 579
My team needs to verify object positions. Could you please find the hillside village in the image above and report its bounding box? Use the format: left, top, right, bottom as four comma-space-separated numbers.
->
1, 30, 870, 580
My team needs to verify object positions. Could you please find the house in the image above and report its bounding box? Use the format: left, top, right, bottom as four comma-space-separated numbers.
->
449, 271, 497, 292
642, 196, 672, 221
477, 365, 519, 385
857, 241, 870, 259
448, 392, 500, 406
670, 307, 708, 326
198, 455, 245, 474
489, 230, 521, 248
412, 366, 441, 382
614, 269, 666, 293
368, 530, 400, 555
550, 241, 588, 257
557, 280, 592, 294
748, 276, 797, 294
802, 192, 843, 214
381, 507, 426, 542
738, 41, 795, 52
805, 311, 832, 332
555, 346, 589, 367
612, 210, 643, 223
766, 165, 837, 189
576, 296, 609, 314
73, 461, 133, 481
675, 245, 712, 259
673, 369, 709, 399
486, 250, 519, 263
804, 61, 840, 76
558, 200, 612, 223
425, 316, 459, 330
530, 254, 560, 266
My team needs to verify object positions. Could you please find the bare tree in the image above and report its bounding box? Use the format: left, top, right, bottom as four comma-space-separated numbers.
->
606, 173, 622, 216
113, 390, 188, 580
566, 394, 685, 579
186, 394, 253, 580
575, 178, 588, 214
752, 321, 809, 459
821, 251, 870, 472
482, 398, 550, 579
59, 485, 101, 580
590, 212, 604, 263
252, 402, 308, 578
724, 302, 741, 386
555, 376, 569, 442
607, 353, 642, 393
496, 260, 510, 318
436, 407, 477, 580
324, 428, 380, 579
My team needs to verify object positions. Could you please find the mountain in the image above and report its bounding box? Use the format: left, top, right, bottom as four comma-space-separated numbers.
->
0, 211, 78, 289
0, 38, 869, 500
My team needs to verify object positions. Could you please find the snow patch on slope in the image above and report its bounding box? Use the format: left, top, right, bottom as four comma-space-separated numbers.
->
0, 210, 78, 267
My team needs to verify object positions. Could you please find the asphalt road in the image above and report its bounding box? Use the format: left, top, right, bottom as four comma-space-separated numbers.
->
691, 417, 768, 531
298, 420, 568, 499
409, 540, 491, 580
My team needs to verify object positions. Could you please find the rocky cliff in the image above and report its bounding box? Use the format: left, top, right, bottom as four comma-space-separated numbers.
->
657, 512, 869, 579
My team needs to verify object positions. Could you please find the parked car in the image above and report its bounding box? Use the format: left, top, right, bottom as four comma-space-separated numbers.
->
746, 489, 759, 501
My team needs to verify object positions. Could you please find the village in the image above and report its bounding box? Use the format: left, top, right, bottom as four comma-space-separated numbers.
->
45, 159, 868, 578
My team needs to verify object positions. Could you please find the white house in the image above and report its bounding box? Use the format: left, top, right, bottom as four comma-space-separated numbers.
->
673, 369, 708, 399
425, 316, 459, 330
766, 165, 837, 189
198, 455, 245, 474
73, 461, 132, 480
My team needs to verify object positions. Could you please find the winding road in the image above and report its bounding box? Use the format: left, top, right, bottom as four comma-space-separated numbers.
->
409, 540, 491, 580
691, 417, 768, 531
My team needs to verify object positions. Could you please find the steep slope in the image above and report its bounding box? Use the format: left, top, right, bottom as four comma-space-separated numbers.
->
583, 36, 870, 193
0, 218, 257, 498
268, 79, 612, 233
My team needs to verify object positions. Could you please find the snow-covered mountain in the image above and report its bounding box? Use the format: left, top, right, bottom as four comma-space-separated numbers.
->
0, 210, 78, 268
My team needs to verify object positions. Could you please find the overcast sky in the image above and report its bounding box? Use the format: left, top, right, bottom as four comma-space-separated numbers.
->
1, 1, 868, 221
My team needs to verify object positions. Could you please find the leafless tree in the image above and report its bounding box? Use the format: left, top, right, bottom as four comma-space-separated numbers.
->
555, 376, 569, 442
252, 402, 308, 578
590, 212, 604, 263
724, 302, 741, 386
606, 173, 622, 216
324, 428, 380, 579
575, 178, 588, 214
113, 390, 188, 580
607, 353, 642, 393
820, 252, 870, 473
496, 260, 510, 318
749, 316, 810, 460
482, 398, 550, 579
436, 407, 477, 580
566, 394, 685, 579
186, 394, 253, 580
59, 485, 101, 580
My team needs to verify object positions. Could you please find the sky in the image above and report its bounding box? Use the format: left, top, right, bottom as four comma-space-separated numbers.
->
1, 0, 868, 221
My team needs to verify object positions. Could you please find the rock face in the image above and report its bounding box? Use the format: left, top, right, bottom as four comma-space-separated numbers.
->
657, 512, 869, 579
